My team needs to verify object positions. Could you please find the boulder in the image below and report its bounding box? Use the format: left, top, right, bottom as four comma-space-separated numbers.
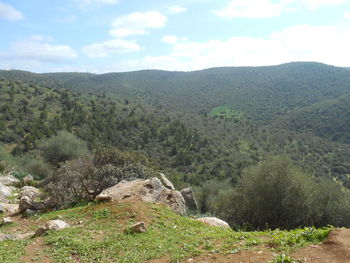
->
180, 187, 198, 211
23, 209, 37, 217
35, 220, 70, 236
96, 177, 186, 215
21, 186, 40, 199
130, 222, 146, 233
0, 174, 19, 186
0, 202, 19, 215
0, 183, 14, 201
18, 196, 43, 213
197, 217, 230, 228
159, 173, 175, 190
23, 175, 34, 184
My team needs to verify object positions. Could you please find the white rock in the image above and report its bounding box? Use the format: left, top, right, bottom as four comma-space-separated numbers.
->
197, 217, 230, 228
0, 202, 19, 215
159, 173, 175, 190
35, 220, 70, 236
96, 177, 186, 215
21, 186, 40, 199
1, 217, 13, 225
0, 183, 14, 201
0, 175, 19, 186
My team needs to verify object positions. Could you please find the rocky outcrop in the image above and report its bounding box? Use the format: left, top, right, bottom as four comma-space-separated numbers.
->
19, 196, 43, 213
96, 177, 186, 215
197, 217, 230, 228
0, 174, 19, 186
22, 175, 34, 184
21, 186, 40, 200
18, 186, 43, 214
35, 220, 70, 236
0, 183, 15, 201
0, 202, 19, 215
180, 187, 198, 211
159, 173, 175, 190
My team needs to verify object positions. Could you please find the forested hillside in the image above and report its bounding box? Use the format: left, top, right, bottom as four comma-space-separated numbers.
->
1, 74, 350, 188
1, 62, 350, 144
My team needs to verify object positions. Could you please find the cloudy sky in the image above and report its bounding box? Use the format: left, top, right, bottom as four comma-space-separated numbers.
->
1, 0, 350, 73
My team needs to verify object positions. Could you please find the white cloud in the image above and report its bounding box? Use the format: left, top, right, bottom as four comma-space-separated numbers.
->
83, 39, 142, 57
74, 0, 119, 8
213, 0, 284, 19
0, 1, 24, 21
168, 5, 187, 14
0, 35, 77, 70
109, 11, 167, 37
344, 11, 350, 19
109, 24, 350, 72
213, 0, 348, 19
161, 35, 178, 44
294, 0, 346, 9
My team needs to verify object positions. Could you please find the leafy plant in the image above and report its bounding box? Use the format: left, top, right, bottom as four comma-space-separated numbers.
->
269, 254, 299, 263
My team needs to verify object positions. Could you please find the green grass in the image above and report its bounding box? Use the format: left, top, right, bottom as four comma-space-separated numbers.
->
268, 226, 332, 252
0, 201, 333, 263
209, 106, 243, 120
0, 240, 28, 263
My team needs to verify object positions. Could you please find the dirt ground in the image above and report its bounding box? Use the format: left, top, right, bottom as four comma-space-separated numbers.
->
177, 229, 350, 263
292, 228, 350, 263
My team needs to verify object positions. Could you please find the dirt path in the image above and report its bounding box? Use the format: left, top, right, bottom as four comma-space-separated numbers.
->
292, 228, 350, 263
180, 229, 350, 263
21, 238, 54, 263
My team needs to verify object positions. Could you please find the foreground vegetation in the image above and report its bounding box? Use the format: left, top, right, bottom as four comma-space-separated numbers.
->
0, 201, 333, 263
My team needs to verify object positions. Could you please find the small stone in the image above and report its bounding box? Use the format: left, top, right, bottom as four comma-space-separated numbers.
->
1, 217, 13, 225
95, 194, 112, 202
35, 220, 70, 236
130, 221, 146, 233
45, 219, 70, 230
35, 227, 47, 237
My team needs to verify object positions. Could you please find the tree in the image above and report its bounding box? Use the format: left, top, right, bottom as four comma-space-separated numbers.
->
39, 130, 89, 166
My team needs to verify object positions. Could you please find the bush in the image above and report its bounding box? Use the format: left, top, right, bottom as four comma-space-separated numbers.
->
43, 148, 155, 208
39, 131, 89, 166
20, 156, 51, 180
215, 155, 350, 229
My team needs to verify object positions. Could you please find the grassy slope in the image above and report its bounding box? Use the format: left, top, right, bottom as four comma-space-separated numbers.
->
0, 201, 331, 263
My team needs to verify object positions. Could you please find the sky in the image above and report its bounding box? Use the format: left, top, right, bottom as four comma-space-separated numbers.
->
1, 0, 350, 73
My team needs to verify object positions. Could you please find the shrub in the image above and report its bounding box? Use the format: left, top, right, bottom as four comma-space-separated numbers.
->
39, 131, 89, 166
43, 148, 155, 208
20, 155, 51, 179
215, 155, 350, 229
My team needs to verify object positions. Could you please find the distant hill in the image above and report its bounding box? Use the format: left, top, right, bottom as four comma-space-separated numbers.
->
2, 62, 350, 144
